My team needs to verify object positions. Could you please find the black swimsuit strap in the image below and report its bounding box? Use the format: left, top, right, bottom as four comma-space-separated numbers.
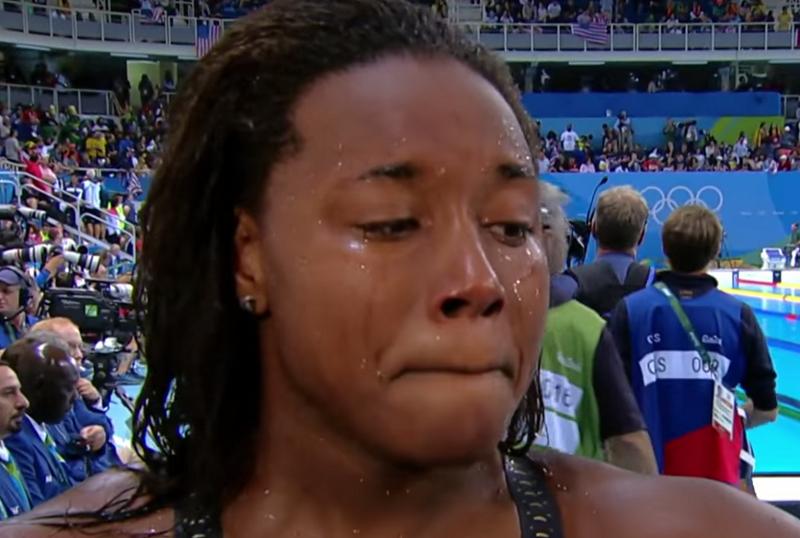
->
174, 456, 563, 538
504, 455, 564, 538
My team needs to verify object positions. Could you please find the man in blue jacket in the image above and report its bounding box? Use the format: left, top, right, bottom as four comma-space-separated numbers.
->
4, 333, 78, 505
31, 318, 122, 482
0, 360, 31, 519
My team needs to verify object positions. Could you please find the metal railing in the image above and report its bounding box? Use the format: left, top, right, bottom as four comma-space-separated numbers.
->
0, 82, 116, 116
457, 21, 800, 53
2, 1, 799, 55
0, 169, 137, 261
0, 0, 232, 51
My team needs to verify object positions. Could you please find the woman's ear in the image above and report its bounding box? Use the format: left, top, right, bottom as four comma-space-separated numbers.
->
234, 209, 269, 317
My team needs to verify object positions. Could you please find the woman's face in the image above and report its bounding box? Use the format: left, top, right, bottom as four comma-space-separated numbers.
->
238, 56, 548, 466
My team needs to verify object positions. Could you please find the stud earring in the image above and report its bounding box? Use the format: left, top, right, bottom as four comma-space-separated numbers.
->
239, 295, 257, 314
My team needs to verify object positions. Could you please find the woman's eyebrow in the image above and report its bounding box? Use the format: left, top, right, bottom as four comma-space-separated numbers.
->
357, 162, 419, 182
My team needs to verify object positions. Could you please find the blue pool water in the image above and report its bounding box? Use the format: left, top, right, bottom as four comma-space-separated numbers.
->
734, 286, 800, 475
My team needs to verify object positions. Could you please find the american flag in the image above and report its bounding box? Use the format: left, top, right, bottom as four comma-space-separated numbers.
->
196, 20, 222, 57
572, 18, 609, 45
124, 170, 143, 199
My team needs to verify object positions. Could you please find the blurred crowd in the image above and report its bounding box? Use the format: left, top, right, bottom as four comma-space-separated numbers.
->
540, 116, 800, 173
481, 0, 800, 27
0, 92, 166, 175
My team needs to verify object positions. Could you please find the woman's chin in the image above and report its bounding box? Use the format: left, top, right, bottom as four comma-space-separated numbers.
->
363, 393, 518, 469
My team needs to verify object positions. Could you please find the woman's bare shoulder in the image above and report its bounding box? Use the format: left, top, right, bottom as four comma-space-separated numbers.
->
0, 469, 175, 537
537, 451, 800, 538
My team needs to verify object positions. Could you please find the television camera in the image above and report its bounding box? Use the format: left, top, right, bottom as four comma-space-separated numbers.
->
38, 280, 137, 407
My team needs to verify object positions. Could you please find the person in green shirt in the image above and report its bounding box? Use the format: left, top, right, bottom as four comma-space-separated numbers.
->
789, 223, 800, 267
536, 181, 657, 474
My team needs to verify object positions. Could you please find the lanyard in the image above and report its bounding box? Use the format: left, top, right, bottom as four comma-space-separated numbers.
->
0, 457, 31, 512
654, 282, 719, 380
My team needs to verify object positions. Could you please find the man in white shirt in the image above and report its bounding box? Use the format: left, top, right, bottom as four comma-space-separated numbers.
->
81, 170, 105, 240
560, 124, 579, 154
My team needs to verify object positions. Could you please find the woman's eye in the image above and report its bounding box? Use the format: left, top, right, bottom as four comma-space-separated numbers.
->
358, 218, 420, 241
487, 222, 534, 247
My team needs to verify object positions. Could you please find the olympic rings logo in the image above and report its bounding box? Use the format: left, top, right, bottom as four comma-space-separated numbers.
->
640, 186, 724, 226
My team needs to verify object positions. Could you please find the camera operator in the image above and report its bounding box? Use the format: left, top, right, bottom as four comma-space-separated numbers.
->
34, 252, 66, 292
29, 319, 122, 482
0, 267, 39, 351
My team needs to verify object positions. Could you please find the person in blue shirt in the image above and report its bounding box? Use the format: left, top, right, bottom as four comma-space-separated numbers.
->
0, 360, 32, 519
0, 266, 38, 351
4, 333, 78, 505
565, 186, 656, 317
30, 318, 122, 482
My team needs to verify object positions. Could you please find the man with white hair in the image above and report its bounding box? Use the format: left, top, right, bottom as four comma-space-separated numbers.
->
535, 182, 658, 474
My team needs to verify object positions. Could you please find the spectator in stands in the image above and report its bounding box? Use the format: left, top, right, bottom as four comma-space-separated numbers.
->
85, 129, 107, 163
547, 0, 561, 21
138, 75, 154, 107
565, 186, 654, 317
162, 71, 176, 93
777, 6, 793, 31
4, 333, 76, 506
609, 205, 778, 485
3, 130, 20, 164
560, 123, 579, 156
787, 222, 800, 268
0, 118, 10, 144
81, 170, 105, 240
615, 110, 634, 152
538, 182, 657, 474
0, 360, 31, 519
732, 131, 749, 160
0, 267, 38, 351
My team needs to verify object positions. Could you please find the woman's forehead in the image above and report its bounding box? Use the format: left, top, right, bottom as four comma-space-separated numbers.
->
289, 56, 529, 162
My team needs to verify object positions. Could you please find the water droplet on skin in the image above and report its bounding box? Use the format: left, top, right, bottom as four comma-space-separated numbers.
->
504, 255, 512, 262
337, 161, 343, 168
359, 477, 365, 484
264, 489, 270, 496
437, 167, 447, 176
360, 358, 367, 370
359, 264, 367, 271
337, 143, 343, 152
404, 488, 411, 494
512, 280, 523, 304
268, 514, 276, 520
353, 530, 361, 535
317, 219, 324, 226
385, 489, 391, 496
376, 370, 385, 380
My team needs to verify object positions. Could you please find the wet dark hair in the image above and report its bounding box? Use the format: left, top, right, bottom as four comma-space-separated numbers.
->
38, 0, 544, 527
